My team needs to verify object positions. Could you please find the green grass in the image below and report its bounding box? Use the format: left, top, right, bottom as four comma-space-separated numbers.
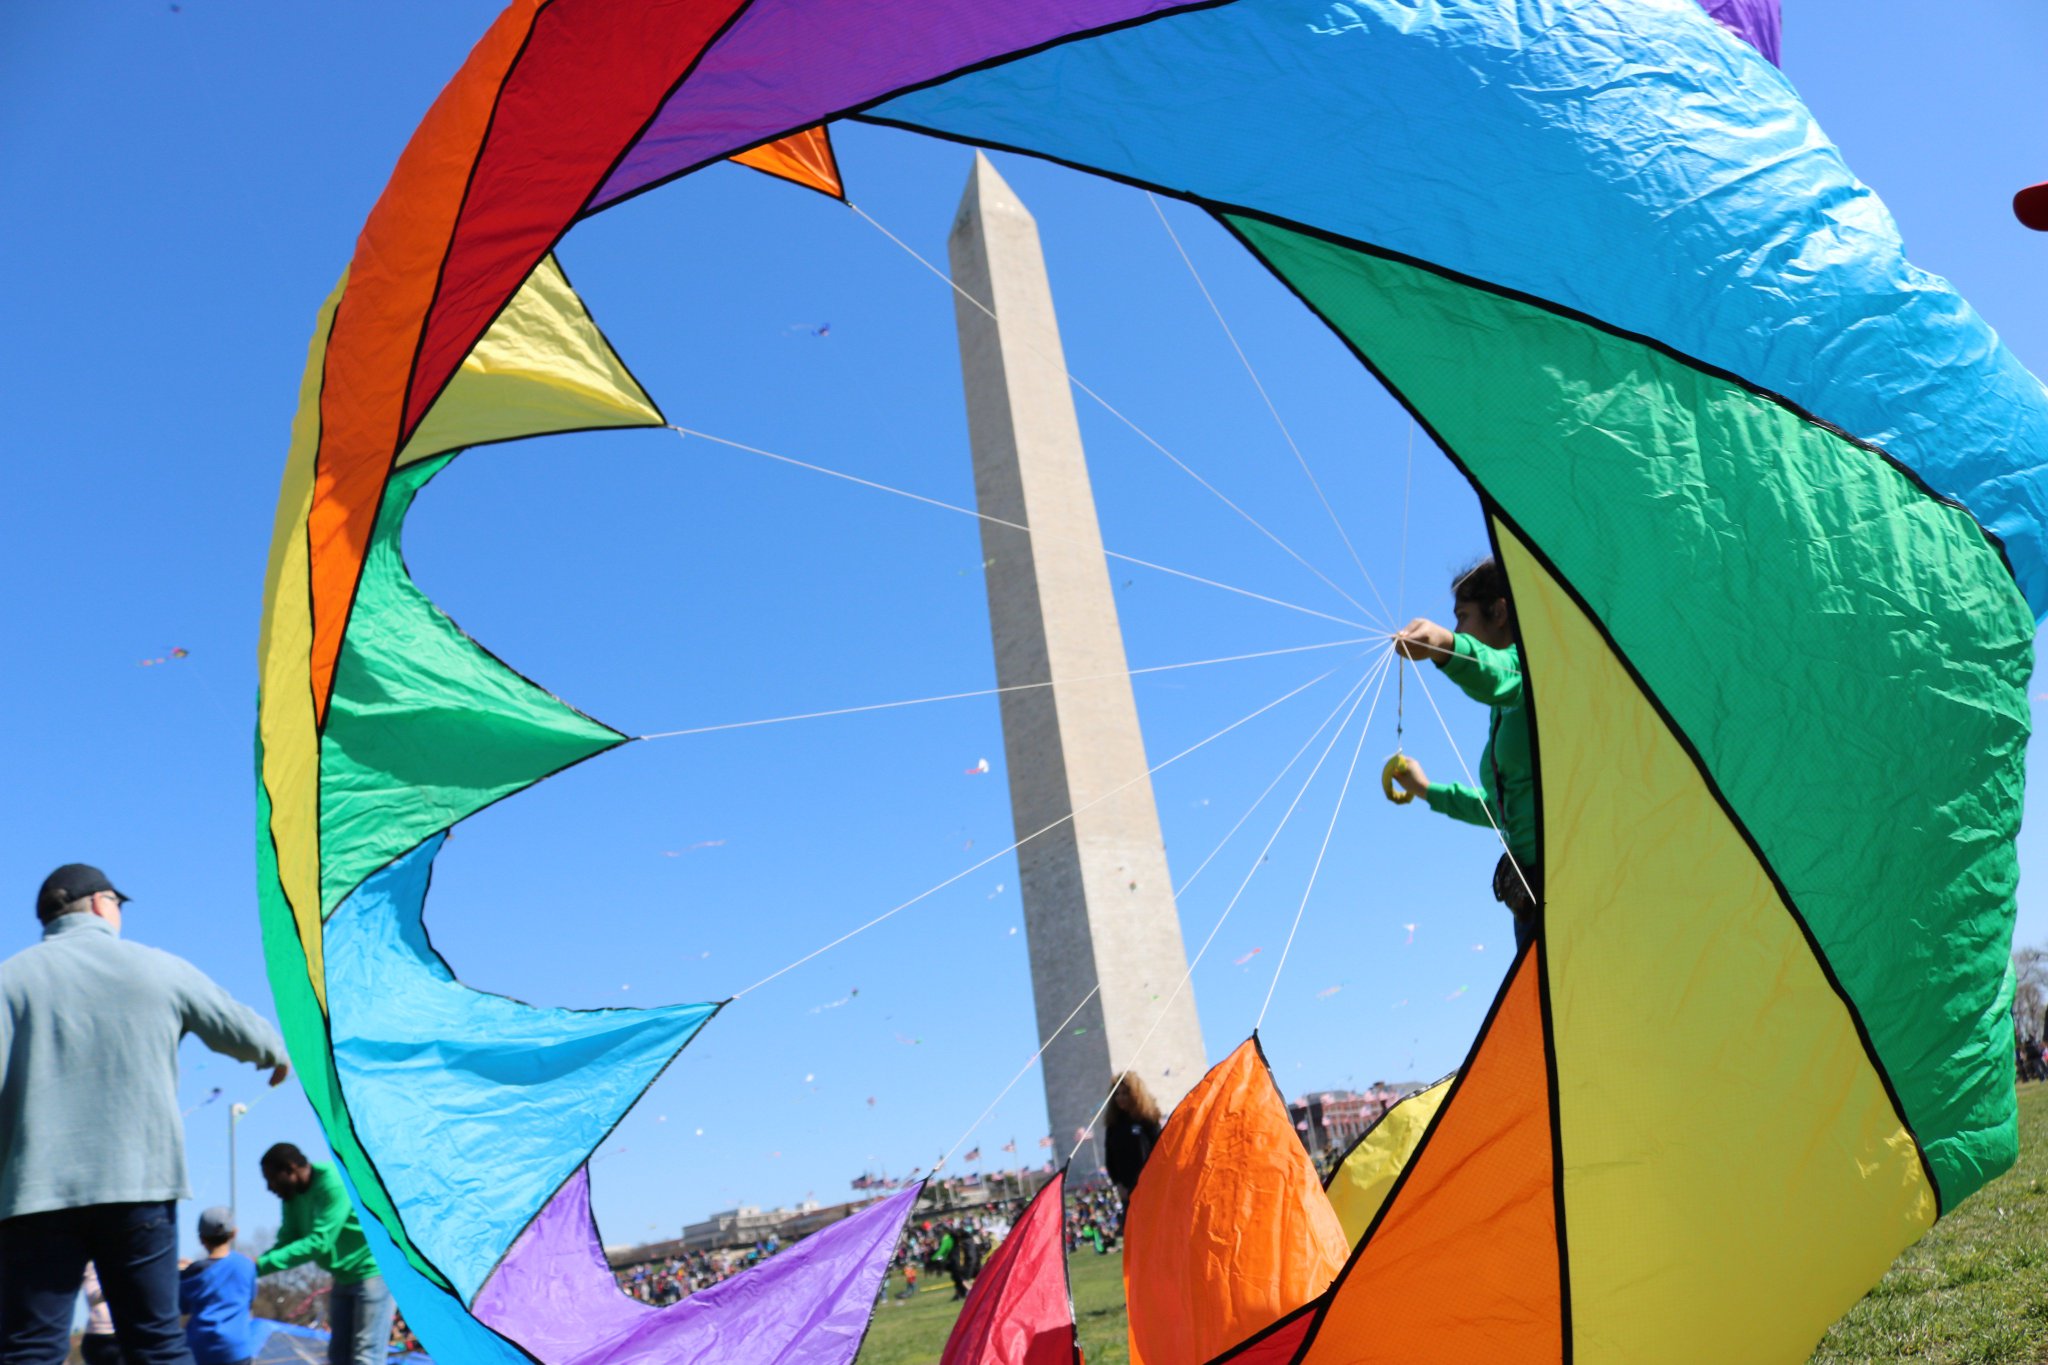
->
1812, 1081, 2048, 1364
853, 1088, 2048, 1364
856, 1251, 1129, 1365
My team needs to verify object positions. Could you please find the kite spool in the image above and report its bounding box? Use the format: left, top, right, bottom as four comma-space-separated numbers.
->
1381, 753, 1416, 805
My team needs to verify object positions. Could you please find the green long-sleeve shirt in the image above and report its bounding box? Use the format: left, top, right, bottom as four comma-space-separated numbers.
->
255, 1160, 379, 1285
1420, 634, 1537, 866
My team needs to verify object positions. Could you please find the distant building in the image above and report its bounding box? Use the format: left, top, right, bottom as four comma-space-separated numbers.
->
1289, 1084, 1413, 1154
674, 1200, 839, 1252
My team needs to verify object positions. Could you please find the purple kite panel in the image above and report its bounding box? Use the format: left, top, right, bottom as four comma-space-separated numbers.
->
474, 1170, 920, 1365
1695, 0, 1780, 63
589, 0, 1198, 207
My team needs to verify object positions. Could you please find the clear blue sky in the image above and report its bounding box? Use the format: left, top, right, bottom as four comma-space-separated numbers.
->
3, 3, 2044, 1255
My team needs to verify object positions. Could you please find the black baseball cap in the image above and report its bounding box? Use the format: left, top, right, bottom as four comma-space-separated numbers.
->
37, 864, 129, 921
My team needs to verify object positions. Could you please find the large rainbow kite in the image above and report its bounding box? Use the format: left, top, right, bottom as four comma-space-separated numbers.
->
257, 0, 2047, 1361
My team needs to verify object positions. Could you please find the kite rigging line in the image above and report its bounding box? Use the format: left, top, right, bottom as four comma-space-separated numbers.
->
667, 425, 1369, 632
1145, 192, 1395, 627
938, 981, 1102, 1175
939, 645, 1388, 1171
1067, 644, 1396, 1162
635, 636, 1370, 741
844, 199, 1390, 632
728, 655, 1365, 1001
1255, 636, 1395, 1027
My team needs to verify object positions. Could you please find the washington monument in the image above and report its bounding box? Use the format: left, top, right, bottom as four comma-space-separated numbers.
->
947, 153, 1208, 1171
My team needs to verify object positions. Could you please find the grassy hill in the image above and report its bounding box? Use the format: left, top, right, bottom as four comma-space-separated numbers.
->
1813, 1080, 2048, 1364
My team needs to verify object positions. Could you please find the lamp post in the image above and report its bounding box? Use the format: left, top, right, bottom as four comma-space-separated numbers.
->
229, 1102, 249, 1225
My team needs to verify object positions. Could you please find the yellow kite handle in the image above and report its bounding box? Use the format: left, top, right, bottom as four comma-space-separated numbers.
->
1381, 753, 1416, 805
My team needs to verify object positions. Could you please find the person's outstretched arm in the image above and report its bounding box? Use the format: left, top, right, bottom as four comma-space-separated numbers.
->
1438, 635, 1522, 708
255, 1176, 349, 1276
1422, 779, 1497, 830
1387, 754, 1497, 831
164, 953, 290, 1086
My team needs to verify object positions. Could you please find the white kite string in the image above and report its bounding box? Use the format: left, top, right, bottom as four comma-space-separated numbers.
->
667, 426, 1369, 633
636, 636, 1369, 741
729, 658, 1358, 1000
1066, 647, 1392, 1162
1145, 193, 1394, 627
937, 648, 1383, 1171
844, 200, 1390, 631
1255, 638, 1397, 1027
936, 984, 1100, 1175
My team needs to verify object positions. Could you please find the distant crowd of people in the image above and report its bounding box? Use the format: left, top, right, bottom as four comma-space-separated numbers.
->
613, 1239, 783, 1306
2018, 1032, 2048, 1084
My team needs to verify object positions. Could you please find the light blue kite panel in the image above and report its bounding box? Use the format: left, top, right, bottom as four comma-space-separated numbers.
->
336, 1162, 538, 1365
323, 836, 720, 1302
870, 0, 2048, 615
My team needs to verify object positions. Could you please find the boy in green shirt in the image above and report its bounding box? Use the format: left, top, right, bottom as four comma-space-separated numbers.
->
255, 1144, 389, 1365
1391, 558, 1541, 950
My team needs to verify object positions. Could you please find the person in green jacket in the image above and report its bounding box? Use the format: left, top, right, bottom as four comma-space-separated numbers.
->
254, 1145, 389, 1365
1390, 558, 1541, 950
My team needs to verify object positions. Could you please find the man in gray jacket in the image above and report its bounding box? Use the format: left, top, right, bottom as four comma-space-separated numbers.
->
0, 864, 291, 1365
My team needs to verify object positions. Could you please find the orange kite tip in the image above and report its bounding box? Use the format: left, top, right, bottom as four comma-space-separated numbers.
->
731, 125, 845, 200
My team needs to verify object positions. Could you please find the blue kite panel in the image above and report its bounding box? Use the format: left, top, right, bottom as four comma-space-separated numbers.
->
324, 837, 719, 1302
333, 1164, 533, 1365
872, 0, 2048, 614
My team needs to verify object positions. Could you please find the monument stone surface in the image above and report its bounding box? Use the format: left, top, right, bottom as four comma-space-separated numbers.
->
947, 153, 1208, 1170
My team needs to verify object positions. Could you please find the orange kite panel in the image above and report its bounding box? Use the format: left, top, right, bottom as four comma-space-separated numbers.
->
307, 0, 543, 723
1300, 946, 1562, 1364
730, 125, 844, 199
1125, 1038, 1349, 1365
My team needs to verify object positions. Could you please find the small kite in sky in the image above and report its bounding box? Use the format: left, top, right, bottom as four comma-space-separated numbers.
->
1316, 986, 1342, 999
139, 647, 191, 667
661, 839, 726, 857
1402, 924, 1416, 944
1446, 985, 1469, 1002
966, 758, 990, 775
1232, 948, 1263, 966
